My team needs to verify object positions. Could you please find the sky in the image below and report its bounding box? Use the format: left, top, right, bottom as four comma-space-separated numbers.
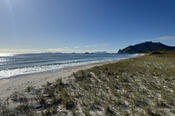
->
0, 0, 175, 53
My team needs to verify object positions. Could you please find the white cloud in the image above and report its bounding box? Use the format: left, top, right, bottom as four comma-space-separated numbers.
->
155, 36, 175, 41
87, 43, 109, 48
0, 48, 74, 54
0, 49, 42, 54
47, 48, 72, 53
74, 46, 80, 49
0, 43, 111, 53
85, 45, 89, 48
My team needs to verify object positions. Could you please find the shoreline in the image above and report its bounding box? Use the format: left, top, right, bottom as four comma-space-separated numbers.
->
0, 59, 120, 80
0, 54, 142, 101
0, 54, 138, 80
0, 59, 119, 100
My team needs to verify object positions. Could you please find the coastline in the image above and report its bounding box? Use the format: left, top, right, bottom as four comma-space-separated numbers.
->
0, 54, 142, 101
1, 51, 175, 115
0, 59, 120, 100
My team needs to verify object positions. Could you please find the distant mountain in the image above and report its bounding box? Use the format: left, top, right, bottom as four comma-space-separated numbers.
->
118, 41, 175, 54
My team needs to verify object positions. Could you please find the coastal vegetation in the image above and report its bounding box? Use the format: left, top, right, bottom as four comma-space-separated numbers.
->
0, 50, 175, 116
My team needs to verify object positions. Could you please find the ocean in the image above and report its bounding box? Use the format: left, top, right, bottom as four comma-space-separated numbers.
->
0, 52, 137, 79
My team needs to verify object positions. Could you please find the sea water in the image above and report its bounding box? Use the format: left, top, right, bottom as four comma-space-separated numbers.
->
0, 52, 137, 79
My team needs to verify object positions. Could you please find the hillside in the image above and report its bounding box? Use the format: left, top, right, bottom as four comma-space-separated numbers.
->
118, 41, 175, 54
0, 51, 175, 116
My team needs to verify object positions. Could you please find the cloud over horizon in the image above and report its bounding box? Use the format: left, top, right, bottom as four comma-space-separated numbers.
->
155, 36, 175, 41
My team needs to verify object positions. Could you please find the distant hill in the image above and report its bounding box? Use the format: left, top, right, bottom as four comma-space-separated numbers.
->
118, 41, 175, 54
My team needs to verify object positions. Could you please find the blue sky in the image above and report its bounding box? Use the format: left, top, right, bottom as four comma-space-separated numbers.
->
0, 0, 175, 53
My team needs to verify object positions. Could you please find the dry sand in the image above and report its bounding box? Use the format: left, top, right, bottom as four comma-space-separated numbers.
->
0, 60, 117, 101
